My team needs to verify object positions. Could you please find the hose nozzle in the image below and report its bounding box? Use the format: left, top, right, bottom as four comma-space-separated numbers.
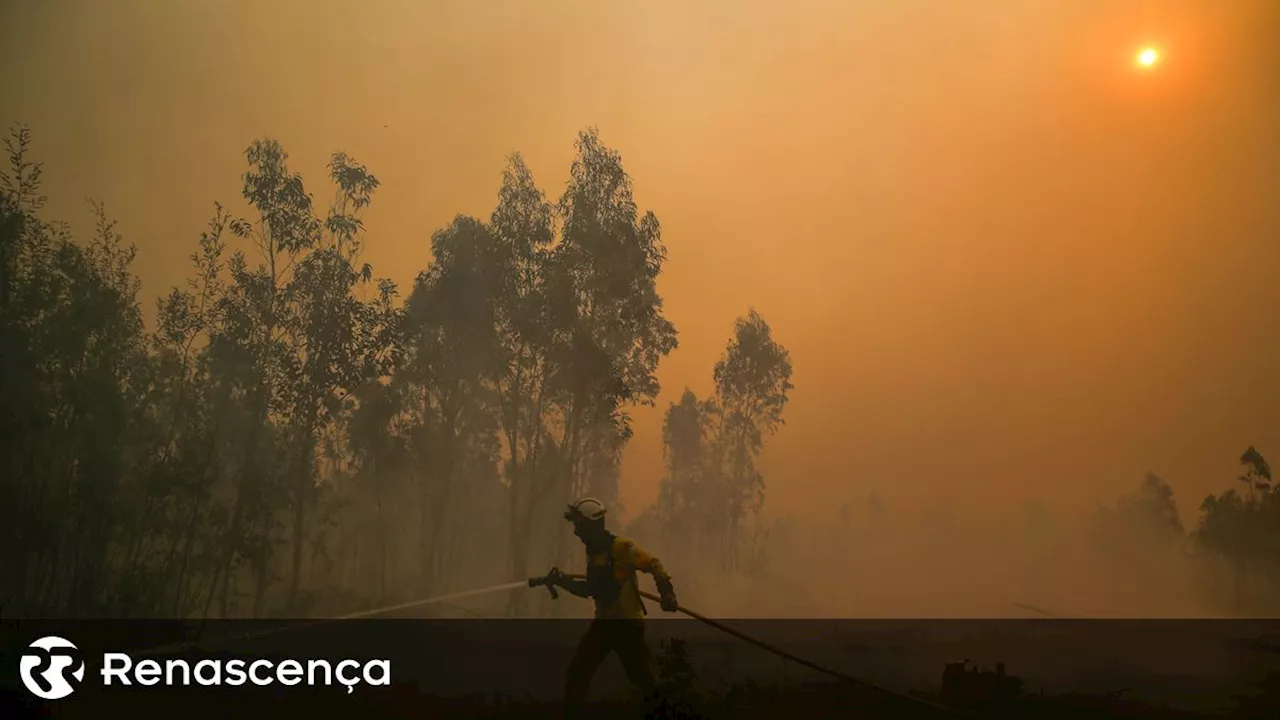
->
527, 570, 560, 600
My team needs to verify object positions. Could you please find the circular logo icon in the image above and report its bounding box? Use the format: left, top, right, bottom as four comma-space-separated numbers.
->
19, 636, 86, 700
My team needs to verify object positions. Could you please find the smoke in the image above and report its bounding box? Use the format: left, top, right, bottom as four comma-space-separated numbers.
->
628, 492, 1232, 619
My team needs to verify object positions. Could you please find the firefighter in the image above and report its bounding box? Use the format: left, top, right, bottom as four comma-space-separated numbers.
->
546, 496, 679, 718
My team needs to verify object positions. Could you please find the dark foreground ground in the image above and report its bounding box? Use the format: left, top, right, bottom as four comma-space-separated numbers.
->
4, 672, 1278, 719
4, 620, 1280, 718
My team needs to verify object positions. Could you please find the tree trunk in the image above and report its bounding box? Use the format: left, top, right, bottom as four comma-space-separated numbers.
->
424, 402, 458, 600
376, 471, 388, 603
210, 379, 270, 619
287, 421, 317, 611
171, 496, 203, 617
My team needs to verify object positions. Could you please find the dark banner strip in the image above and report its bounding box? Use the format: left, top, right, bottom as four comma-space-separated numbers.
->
3, 619, 1279, 718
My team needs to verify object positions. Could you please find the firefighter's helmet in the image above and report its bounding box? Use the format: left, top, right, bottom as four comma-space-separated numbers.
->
565, 497, 607, 524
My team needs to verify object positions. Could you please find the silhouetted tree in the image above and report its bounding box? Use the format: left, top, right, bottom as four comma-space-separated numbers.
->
1197, 447, 1280, 613
0, 126, 404, 618
401, 215, 505, 599
1239, 446, 1272, 499
708, 309, 793, 570
0, 125, 153, 616
655, 390, 718, 554
650, 310, 792, 574
538, 129, 678, 589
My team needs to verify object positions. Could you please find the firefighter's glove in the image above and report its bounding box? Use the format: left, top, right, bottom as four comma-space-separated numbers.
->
546, 567, 565, 587
656, 577, 678, 612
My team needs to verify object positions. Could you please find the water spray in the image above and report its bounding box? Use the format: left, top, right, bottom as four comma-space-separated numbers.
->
140, 580, 531, 656
1012, 601, 1063, 618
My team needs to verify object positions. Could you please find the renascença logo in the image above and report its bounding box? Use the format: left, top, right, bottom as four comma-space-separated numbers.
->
19, 636, 86, 700
17, 636, 392, 700
99, 653, 390, 694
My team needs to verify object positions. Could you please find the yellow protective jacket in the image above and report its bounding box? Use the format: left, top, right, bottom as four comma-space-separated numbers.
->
585, 536, 672, 620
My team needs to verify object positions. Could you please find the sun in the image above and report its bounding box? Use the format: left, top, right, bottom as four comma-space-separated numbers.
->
1136, 47, 1159, 68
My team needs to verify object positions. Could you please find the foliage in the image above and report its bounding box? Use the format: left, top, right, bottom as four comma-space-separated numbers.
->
1195, 448, 1280, 613
650, 309, 794, 573
4, 115, 1280, 620
0, 123, 679, 618
649, 638, 709, 719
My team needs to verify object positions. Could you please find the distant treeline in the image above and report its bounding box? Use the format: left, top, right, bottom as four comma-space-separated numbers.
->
0, 123, 793, 619
1092, 449, 1280, 614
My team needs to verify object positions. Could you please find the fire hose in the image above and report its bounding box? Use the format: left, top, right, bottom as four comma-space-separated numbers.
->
123, 575, 969, 717
528, 571, 971, 717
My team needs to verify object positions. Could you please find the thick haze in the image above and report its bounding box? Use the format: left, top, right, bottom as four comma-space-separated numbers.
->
3, 0, 1278, 530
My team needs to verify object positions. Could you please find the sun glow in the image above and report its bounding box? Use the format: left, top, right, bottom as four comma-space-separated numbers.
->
1136, 47, 1159, 68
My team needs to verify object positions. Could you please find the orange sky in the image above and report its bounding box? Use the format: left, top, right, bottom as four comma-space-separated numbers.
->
2, 0, 1277, 525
